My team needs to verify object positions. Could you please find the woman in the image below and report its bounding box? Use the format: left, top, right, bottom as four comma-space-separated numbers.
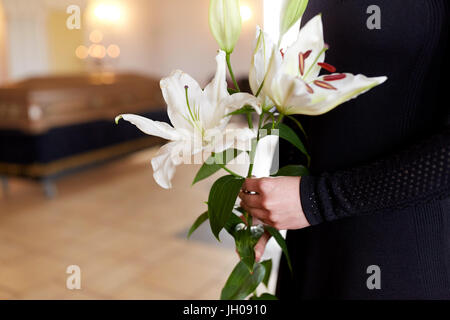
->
239, 0, 449, 299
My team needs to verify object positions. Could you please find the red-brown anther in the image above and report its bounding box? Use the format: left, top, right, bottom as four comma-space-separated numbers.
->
299, 53, 305, 76
314, 80, 337, 90
318, 62, 337, 73
305, 83, 314, 94
280, 49, 285, 59
303, 50, 312, 60
298, 50, 312, 76
323, 74, 346, 81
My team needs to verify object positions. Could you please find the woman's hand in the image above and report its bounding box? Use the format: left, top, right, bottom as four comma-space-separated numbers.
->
238, 176, 310, 230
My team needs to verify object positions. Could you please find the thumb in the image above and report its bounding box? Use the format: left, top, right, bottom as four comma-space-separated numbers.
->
254, 232, 271, 262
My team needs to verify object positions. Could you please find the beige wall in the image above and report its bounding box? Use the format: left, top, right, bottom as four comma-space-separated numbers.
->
88, 0, 263, 85
0, 2, 7, 83
1, 0, 264, 84
47, 10, 85, 74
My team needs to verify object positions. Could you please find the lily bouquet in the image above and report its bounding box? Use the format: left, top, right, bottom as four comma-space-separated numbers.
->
116, 0, 387, 300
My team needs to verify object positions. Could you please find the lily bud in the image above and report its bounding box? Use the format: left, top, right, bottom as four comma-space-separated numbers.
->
209, 0, 242, 53
279, 0, 309, 39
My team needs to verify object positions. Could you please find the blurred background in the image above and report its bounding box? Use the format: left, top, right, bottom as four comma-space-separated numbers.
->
0, 0, 283, 299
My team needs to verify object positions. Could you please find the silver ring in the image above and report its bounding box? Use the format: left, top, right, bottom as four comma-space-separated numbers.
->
243, 189, 258, 195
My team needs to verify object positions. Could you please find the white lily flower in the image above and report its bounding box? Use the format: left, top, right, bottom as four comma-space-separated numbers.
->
209, 0, 242, 54
251, 134, 280, 178
116, 50, 260, 189
229, 134, 279, 178
249, 26, 276, 110
279, 0, 309, 43
260, 14, 387, 115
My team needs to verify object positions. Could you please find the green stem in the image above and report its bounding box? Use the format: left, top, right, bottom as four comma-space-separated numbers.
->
220, 165, 242, 178
226, 52, 240, 92
277, 113, 285, 126
303, 47, 328, 80
255, 79, 265, 98
247, 113, 253, 129
246, 113, 265, 178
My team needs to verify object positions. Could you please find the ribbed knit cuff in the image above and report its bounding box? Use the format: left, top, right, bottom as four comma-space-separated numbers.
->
300, 175, 324, 226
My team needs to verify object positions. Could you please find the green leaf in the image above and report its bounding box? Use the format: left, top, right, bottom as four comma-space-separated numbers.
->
234, 230, 257, 272
224, 212, 244, 236
221, 261, 266, 300
266, 227, 292, 273
234, 225, 264, 272
264, 122, 310, 165
187, 212, 208, 239
273, 165, 309, 177
226, 105, 254, 116
227, 88, 239, 95
287, 115, 307, 138
260, 259, 272, 287
278, 123, 309, 159
208, 175, 244, 240
249, 293, 278, 300
192, 149, 242, 185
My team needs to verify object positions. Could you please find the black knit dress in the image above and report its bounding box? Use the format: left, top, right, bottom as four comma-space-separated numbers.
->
276, 0, 450, 299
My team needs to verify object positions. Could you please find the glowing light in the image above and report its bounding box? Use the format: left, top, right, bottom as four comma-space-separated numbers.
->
240, 5, 252, 22
94, 3, 122, 22
89, 44, 106, 59
89, 30, 104, 43
107, 44, 121, 58
75, 45, 89, 59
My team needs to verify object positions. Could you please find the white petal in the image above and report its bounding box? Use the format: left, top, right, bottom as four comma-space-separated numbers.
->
283, 14, 325, 82
227, 151, 251, 177
202, 50, 230, 128
220, 92, 262, 115
204, 50, 229, 106
151, 142, 181, 189
252, 135, 279, 178
264, 51, 312, 113
287, 74, 388, 115
117, 114, 181, 141
160, 70, 205, 131
249, 27, 276, 99
203, 126, 255, 154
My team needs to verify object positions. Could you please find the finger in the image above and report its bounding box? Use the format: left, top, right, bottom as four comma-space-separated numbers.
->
251, 217, 264, 226
238, 190, 263, 208
254, 232, 271, 262
241, 201, 269, 221
242, 178, 262, 194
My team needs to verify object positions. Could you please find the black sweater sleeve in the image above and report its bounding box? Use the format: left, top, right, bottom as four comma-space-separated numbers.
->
300, 126, 450, 225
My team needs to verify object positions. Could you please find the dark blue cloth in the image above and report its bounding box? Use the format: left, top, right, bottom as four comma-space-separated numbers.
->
0, 110, 168, 166
277, 0, 450, 299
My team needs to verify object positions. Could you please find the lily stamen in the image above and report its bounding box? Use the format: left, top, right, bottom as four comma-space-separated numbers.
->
184, 85, 202, 132
298, 50, 312, 76
303, 45, 329, 79
314, 80, 337, 90
323, 74, 346, 81
305, 83, 314, 94
318, 62, 337, 73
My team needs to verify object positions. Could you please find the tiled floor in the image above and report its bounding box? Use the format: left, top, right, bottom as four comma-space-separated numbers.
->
0, 148, 241, 300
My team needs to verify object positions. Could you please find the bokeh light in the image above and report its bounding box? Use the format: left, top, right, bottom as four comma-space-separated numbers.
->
94, 3, 122, 22
89, 44, 106, 59
240, 5, 252, 22
107, 44, 121, 58
75, 45, 89, 59
89, 30, 104, 43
